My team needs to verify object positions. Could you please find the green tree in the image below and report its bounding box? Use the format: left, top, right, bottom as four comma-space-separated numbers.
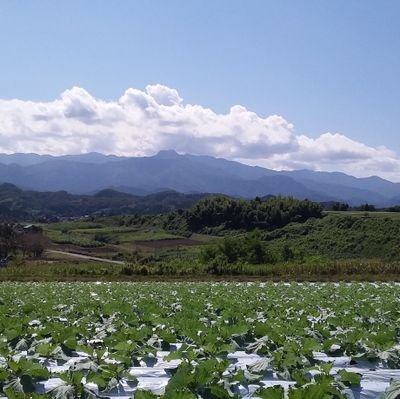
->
0, 224, 17, 258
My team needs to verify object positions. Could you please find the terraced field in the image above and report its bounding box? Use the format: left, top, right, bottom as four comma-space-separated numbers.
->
0, 282, 399, 398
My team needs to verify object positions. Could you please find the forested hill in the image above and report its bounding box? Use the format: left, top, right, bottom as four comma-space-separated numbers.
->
161, 196, 323, 235
0, 183, 209, 220
0, 182, 323, 230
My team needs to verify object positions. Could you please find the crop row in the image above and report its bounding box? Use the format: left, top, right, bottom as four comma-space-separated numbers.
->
0, 282, 399, 398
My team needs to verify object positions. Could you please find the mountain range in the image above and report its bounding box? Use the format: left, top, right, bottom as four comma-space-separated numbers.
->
0, 183, 208, 220
0, 150, 399, 206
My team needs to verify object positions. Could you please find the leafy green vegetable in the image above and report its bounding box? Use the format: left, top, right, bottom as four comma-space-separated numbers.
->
0, 281, 400, 397
338, 369, 361, 387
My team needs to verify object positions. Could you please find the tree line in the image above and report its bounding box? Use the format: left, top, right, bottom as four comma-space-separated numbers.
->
0, 224, 47, 260
185, 195, 322, 233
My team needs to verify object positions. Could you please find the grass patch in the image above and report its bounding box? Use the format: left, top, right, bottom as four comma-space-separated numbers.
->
2, 258, 400, 282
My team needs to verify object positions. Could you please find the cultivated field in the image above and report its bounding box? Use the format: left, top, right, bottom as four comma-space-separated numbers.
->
0, 282, 399, 398
42, 219, 211, 262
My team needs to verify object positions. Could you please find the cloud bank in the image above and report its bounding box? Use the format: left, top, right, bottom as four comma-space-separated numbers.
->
0, 84, 399, 181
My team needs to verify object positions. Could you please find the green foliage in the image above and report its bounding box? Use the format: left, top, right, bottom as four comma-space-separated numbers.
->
288, 380, 345, 398
0, 282, 399, 397
266, 214, 400, 260
0, 224, 47, 259
0, 183, 208, 221
201, 230, 274, 266
185, 195, 322, 233
330, 202, 349, 211
0, 223, 18, 258
256, 386, 285, 398
281, 244, 295, 261
337, 369, 361, 387
135, 391, 160, 399
357, 203, 376, 212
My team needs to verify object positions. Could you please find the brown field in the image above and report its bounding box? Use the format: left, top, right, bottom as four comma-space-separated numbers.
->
134, 238, 203, 249
52, 244, 116, 254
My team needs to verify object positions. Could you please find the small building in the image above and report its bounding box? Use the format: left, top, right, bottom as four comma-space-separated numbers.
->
23, 225, 43, 234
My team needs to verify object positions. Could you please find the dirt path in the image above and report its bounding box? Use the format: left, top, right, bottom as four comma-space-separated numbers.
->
47, 250, 125, 265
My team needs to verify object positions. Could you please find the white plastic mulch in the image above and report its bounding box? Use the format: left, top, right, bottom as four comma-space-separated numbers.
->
0, 348, 395, 398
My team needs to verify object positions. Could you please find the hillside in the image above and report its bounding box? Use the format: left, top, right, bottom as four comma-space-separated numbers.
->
0, 183, 209, 220
0, 151, 399, 205
264, 212, 400, 261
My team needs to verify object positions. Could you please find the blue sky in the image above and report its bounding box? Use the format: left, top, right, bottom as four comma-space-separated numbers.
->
0, 1, 399, 179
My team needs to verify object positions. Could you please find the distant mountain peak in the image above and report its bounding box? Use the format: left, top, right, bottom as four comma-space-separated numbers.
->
154, 149, 181, 159
0, 182, 22, 192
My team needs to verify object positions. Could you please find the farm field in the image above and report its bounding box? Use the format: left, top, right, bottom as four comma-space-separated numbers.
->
0, 282, 399, 398
42, 218, 212, 262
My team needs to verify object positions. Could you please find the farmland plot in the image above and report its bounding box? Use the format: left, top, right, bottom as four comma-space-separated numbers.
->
0, 282, 400, 398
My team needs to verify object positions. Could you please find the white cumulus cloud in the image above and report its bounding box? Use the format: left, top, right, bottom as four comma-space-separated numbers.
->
0, 84, 399, 181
